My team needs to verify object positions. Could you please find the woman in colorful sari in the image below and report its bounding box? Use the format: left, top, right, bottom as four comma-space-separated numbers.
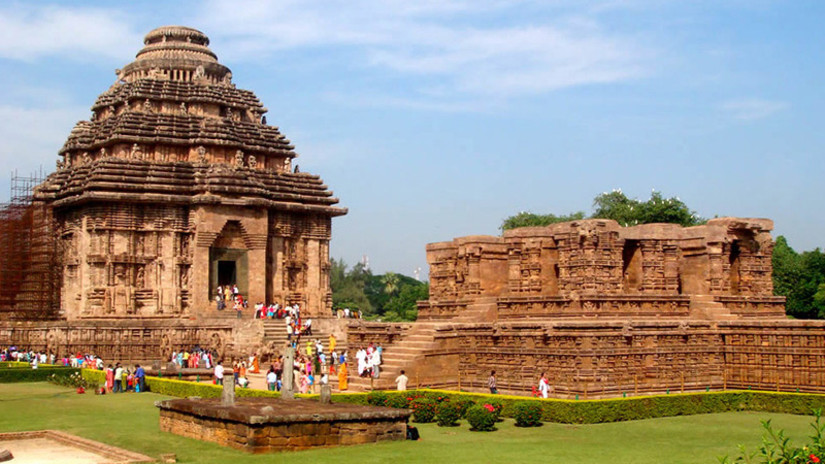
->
105, 365, 114, 392
299, 370, 309, 394
337, 362, 348, 390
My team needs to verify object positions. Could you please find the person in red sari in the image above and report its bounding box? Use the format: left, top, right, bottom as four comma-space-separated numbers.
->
105, 364, 114, 392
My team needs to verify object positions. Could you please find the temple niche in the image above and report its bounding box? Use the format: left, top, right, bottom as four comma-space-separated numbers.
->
32, 25, 346, 320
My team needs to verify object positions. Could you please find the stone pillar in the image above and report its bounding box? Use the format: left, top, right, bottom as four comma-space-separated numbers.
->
281, 346, 295, 400
222, 374, 235, 406
320, 382, 332, 404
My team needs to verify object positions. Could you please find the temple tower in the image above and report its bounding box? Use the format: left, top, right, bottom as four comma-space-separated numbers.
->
35, 26, 346, 320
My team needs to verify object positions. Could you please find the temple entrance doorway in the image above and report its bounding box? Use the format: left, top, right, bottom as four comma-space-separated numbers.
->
208, 221, 249, 302
622, 240, 643, 293
217, 261, 237, 287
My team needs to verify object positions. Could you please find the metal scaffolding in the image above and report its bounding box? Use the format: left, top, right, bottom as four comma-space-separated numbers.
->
0, 169, 59, 320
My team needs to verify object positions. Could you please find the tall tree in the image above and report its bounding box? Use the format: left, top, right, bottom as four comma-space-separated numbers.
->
501, 189, 702, 231
381, 272, 400, 296
501, 211, 585, 231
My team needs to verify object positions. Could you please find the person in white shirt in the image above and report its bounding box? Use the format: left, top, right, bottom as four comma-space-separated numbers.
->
266, 368, 278, 391
395, 370, 409, 391
371, 349, 381, 379
214, 361, 225, 385
539, 372, 551, 398
114, 364, 124, 393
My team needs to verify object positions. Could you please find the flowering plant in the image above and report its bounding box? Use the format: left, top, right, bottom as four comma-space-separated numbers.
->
720, 409, 825, 464
410, 397, 437, 423
465, 404, 496, 432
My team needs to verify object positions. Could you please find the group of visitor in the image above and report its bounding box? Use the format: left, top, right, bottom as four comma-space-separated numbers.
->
215, 284, 247, 318
354, 343, 382, 378
253, 333, 350, 393
253, 301, 305, 321
170, 346, 217, 369
334, 307, 362, 319
283, 305, 316, 343
2, 347, 55, 367
103, 362, 146, 393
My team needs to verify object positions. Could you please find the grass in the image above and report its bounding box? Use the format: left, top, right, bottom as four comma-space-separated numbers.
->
0, 382, 817, 463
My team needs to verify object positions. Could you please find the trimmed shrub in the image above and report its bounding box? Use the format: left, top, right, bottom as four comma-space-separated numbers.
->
455, 398, 476, 418
0, 366, 76, 383
367, 391, 389, 407
410, 397, 437, 423
512, 401, 543, 427
466, 404, 497, 431
487, 398, 505, 421
435, 401, 462, 427
387, 394, 410, 409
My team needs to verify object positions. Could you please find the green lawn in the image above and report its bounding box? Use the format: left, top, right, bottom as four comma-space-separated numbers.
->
0, 382, 815, 463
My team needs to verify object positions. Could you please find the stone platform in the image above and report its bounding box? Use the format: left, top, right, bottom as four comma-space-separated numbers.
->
0, 430, 154, 463
157, 397, 410, 453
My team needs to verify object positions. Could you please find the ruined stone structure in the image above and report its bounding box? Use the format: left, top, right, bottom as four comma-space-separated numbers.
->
0, 26, 346, 361
348, 218, 825, 397
158, 398, 410, 452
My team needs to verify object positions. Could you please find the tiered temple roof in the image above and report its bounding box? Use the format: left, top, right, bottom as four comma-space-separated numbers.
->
39, 25, 345, 216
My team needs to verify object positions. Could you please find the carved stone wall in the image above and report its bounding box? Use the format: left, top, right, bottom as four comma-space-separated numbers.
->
0, 320, 237, 362
57, 203, 193, 319
422, 217, 779, 321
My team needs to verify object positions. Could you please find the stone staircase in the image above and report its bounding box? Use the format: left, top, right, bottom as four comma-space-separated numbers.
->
347, 321, 440, 391
690, 295, 737, 320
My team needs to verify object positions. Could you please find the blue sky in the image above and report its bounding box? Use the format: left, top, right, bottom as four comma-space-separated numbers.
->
0, 1, 822, 277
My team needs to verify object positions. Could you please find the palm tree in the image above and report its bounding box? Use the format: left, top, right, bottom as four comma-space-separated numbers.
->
381, 272, 400, 296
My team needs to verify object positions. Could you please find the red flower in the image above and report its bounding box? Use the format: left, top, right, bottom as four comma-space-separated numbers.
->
483, 404, 495, 413
811, 454, 820, 463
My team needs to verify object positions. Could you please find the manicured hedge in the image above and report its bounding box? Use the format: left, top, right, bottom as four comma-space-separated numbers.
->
0, 362, 61, 368
0, 366, 78, 383
76, 369, 825, 425
81, 369, 282, 399
326, 389, 825, 424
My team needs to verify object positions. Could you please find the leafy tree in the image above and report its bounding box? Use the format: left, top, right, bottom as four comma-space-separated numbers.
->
381, 272, 401, 296
330, 259, 373, 315
501, 189, 702, 231
382, 283, 429, 322
772, 236, 825, 319
592, 190, 702, 227
330, 260, 426, 321
501, 211, 585, 231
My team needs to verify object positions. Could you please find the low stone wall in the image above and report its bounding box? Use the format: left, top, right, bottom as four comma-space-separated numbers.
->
0, 319, 262, 363
351, 318, 825, 398
157, 398, 410, 452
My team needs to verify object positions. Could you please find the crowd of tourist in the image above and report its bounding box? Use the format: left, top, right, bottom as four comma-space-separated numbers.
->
334, 307, 363, 319
215, 284, 248, 318
355, 343, 382, 378
170, 346, 218, 369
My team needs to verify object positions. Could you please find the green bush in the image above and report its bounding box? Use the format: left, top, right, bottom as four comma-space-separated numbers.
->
512, 401, 543, 427
466, 404, 497, 431
0, 366, 76, 383
721, 409, 825, 464
367, 391, 389, 407
410, 397, 437, 423
487, 398, 505, 421
387, 394, 410, 409
455, 398, 475, 418
435, 401, 462, 427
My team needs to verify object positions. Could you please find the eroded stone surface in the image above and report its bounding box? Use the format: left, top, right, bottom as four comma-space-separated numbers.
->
157, 398, 410, 452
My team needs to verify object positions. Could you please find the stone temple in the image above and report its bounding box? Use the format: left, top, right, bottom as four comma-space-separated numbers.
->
348, 218, 825, 397
0, 26, 346, 360
2, 25, 824, 399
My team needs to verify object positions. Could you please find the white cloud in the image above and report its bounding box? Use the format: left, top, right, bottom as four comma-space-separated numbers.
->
0, 105, 85, 179
0, 4, 140, 61
721, 99, 788, 121
195, 0, 652, 98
